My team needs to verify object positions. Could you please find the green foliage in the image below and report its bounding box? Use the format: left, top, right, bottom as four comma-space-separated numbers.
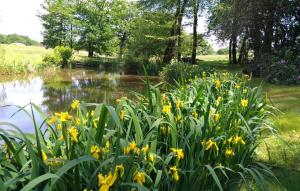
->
124, 54, 161, 76
40, 0, 75, 48
217, 48, 229, 55
0, 34, 39, 46
43, 46, 74, 67
180, 33, 215, 56
160, 62, 214, 83
251, 53, 300, 85
126, 11, 173, 59
0, 74, 277, 190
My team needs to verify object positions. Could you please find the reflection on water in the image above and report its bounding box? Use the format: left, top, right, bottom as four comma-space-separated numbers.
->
0, 68, 159, 132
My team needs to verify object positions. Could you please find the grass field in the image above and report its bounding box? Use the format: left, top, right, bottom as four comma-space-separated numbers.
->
0, 44, 51, 74
196, 56, 300, 191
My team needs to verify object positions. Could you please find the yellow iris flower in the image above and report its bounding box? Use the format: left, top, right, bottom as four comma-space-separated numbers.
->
69, 126, 79, 142
133, 172, 146, 185
170, 148, 184, 160
91, 145, 101, 160
71, 100, 80, 110
240, 99, 249, 108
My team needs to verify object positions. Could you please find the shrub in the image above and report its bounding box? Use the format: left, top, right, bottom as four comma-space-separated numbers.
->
251, 53, 300, 85
217, 48, 229, 55
0, 74, 278, 190
43, 46, 73, 67
124, 54, 161, 76
160, 62, 214, 83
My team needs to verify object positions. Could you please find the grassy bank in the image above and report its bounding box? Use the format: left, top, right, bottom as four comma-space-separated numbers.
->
0, 44, 51, 74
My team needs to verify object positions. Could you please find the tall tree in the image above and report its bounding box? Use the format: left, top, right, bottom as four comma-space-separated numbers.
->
191, 0, 200, 64
40, 0, 75, 48
75, 0, 114, 57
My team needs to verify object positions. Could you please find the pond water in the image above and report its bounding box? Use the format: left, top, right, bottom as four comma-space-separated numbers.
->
0, 68, 159, 133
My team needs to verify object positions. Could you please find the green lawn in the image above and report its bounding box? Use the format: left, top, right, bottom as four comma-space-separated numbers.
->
197, 55, 300, 191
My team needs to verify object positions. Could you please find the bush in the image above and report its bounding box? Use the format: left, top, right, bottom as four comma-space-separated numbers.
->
0, 74, 278, 190
124, 54, 161, 76
251, 53, 300, 85
217, 48, 229, 55
160, 62, 214, 83
43, 46, 73, 67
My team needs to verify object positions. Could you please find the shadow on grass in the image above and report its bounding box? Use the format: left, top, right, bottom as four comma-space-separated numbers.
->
197, 60, 244, 73
271, 167, 300, 191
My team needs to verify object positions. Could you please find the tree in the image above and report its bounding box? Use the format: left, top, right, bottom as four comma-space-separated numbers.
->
75, 0, 115, 57
0, 34, 39, 45
111, 0, 136, 58
40, 0, 75, 48
191, 0, 201, 64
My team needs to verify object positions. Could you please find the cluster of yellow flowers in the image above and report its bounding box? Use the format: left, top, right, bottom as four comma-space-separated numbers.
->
203, 139, 219, 152
192, 110, 198, 118
240, 99, 249, 108
133, 171, 146, 185
98, 165, 124, 191
162, 104, 171, 114
175, 99, 184, 109
216, 96, 223, 105
71, 99, 80, 110
170, 148, 184, 160
214, 113, 220, 122
55, 112, 73, 122
215, 80, 221, 89
119, 110, 126, 121
69, 126, 79, 142
91, 142, 110, 160
169, 166, 180, 181
225, 148, 235, 157
123, 141, 150, 156
224, 135, 246, 145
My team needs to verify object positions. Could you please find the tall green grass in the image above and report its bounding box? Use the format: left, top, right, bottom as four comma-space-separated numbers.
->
0, 73, 278, 190
0, 44, 51, 74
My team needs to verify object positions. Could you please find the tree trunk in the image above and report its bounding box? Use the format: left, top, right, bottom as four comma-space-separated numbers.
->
163, 0, 188, 64
229, 39, 232, 64
177, 0, 188, 62
70, 24, 73, 49
163, 1, 181, 64
232, 34, 237, 65
263, 10, 273, 53
191, 0, 199, 65
119, 32, 127, 58
88, 42, 94, 57
238, 36, 247, 64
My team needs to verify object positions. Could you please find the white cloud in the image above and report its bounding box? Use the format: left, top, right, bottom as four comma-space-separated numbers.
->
0, 0, 44, 41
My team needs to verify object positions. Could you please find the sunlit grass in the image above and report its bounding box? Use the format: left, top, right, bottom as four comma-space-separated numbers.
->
0, 44, 51, 74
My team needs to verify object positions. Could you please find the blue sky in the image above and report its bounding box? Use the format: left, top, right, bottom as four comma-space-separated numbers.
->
0, 0, 223, 49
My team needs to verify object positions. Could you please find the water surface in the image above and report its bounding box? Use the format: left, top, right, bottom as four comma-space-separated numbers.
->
0, 69, 159, 132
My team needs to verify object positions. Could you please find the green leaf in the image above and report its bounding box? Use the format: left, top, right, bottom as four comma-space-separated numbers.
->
21, 173, 59, 191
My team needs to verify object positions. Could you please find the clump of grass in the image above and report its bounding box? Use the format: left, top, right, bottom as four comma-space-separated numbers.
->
0, 73, 278, 190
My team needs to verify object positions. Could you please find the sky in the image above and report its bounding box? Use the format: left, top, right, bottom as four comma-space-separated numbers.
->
0, 0, 223, 49
0, 0, 44, 42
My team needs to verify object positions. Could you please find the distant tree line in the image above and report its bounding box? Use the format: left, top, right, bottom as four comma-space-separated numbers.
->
40, 0, 214, 64
0, 34, 40, 45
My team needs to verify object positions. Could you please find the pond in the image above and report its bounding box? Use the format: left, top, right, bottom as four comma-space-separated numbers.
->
0, 68, 159, 133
